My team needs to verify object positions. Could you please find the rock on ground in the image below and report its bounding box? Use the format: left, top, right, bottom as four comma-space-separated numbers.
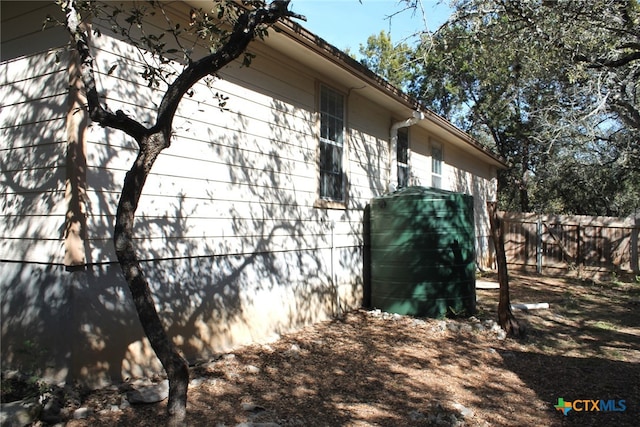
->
125, 380, 169, 404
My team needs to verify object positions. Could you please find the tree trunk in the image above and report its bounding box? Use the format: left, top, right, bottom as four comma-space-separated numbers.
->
114, 132, 189, 425
64, 2, 301, 424
487, 202, 525, 338
519, 152, 531, 213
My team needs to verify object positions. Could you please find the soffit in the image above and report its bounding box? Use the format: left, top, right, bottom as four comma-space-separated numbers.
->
269, 21, 507, 169
182, 2, 507, 168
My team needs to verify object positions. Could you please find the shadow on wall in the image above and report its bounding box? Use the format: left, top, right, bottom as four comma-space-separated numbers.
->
0, 51, 70, 260
2, 45, 354, 385
127, 95, 344, 377
452, 162, 495, 270
367, 188, 476, 319
2, 0, 395, 382
1, 43, 77, 383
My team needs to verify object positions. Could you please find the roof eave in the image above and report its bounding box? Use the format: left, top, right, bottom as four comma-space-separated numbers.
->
274, 19, 508, 169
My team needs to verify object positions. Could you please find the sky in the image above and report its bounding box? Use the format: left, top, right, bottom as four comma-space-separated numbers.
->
289, 0, 453, 58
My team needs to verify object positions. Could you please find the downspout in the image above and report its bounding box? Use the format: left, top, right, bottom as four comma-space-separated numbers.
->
389, 110, 424, 192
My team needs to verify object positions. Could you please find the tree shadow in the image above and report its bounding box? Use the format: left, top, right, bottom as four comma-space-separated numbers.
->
451, 152, 499, 270
2, 1, 493, 398
1, 19, 345, 386
500, 350, 639, 426
83, 307, 637, 426
477, 273, 640, 425
1, 2, 81, 381
138, 314, 484, 427
367, 187, 476, 318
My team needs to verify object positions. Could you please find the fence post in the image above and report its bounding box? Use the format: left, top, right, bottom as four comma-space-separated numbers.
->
536, 216, 542, 274
576, 223, 582, 272
632, 216, 639, 273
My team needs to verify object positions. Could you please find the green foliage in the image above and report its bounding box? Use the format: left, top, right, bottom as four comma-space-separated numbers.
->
0, 340, 50, 403
359, 31, 420, 91
0, 374, 45, 403
59, 0, 277, 90
14, 339, 48, 374
387, 0, 640, 216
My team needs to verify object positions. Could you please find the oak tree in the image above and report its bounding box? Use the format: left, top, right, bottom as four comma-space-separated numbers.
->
384, 0, 640, 215
60, 1, 302, 424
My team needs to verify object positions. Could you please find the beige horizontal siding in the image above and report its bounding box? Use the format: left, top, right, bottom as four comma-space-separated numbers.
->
0, 235, 65, 264
347, 102, 391, 208
84, 32, 327, 266
1, 29, 68, 263
1, 0, 503, 385
0, 1, 68, 62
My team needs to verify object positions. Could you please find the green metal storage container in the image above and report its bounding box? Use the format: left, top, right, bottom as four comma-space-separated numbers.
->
369, 186, 476, 318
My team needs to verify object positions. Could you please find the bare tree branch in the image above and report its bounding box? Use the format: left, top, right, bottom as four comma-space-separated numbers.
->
63, 0, 148, 143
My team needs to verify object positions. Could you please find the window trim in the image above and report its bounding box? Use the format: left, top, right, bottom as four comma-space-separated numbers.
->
315, 83, 348, 209
397, 127, 410, 188
431, 140, 443, 189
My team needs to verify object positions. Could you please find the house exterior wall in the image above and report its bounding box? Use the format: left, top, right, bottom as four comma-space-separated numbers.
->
1, 1, 499, 386
407, 127, 497, 267
1, 2, 70, 264
1, 2, 78, 383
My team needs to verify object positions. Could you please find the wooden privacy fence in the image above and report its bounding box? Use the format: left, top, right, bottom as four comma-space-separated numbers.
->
499, 212, 640, 275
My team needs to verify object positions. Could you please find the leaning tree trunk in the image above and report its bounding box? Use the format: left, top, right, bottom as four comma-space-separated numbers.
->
113, 132, 189, 425
487, 202, 524, 338
64, 2, 301, 424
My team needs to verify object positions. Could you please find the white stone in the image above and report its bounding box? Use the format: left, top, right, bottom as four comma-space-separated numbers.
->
189, 378, 204, 387
433, 320, 448, 332
476, 281, 499, 289
241, 403, 266, 413
126, 380, 169, 404
244, 365, 261, 374
411, 318, 426, 327
452, 402, 475, 418
288, 344, 301, 354
73, 407, 91, 419
511, 302, 550, 311
120, 395, 131, 409
483, 319, 497, 329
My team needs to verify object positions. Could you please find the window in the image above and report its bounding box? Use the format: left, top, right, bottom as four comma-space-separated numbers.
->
397, 127, 409, 188
432, 142, 443, 189
319, 85, 345, 202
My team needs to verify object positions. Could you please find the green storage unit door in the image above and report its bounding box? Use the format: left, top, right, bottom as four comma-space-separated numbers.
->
369, 186, 476, 318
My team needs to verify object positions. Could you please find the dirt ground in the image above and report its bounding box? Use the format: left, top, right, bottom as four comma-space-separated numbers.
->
64, 271, 639, 426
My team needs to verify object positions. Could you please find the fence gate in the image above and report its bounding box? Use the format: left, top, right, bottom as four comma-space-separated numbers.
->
499, 212, 639, 275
